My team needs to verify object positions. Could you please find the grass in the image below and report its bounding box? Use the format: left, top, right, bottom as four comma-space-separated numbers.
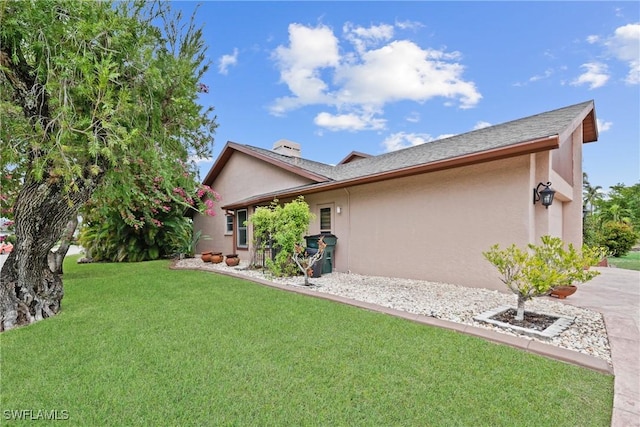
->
1, 258, 613, 426
608, 250, 640, 271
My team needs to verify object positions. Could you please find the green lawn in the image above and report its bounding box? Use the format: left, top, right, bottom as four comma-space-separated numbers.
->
0, 259, 613, 426
608, 250, 640, 271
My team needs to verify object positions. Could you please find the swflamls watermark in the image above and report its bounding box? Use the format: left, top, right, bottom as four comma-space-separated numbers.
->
3, 409, 69, 421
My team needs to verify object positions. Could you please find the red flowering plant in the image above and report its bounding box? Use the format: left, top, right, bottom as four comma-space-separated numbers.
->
79, 152, 220, 262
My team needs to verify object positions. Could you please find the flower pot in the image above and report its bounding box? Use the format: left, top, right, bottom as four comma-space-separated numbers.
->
211, 252, 223, 264
550, 285, 577, 299
200, 251, 213, 262
225, 254, 240, 266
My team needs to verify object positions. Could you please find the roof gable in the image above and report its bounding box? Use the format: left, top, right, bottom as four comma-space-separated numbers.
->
205, 101, 597, 209
202, 141, 333, 186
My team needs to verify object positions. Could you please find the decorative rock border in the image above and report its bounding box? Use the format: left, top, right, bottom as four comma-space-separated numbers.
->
474, 305, 575, 339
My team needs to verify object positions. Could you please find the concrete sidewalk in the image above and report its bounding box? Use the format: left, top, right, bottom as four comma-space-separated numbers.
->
559, 267, 640, 427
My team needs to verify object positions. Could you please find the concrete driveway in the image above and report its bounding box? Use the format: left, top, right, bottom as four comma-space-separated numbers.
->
561, 267, 640, 427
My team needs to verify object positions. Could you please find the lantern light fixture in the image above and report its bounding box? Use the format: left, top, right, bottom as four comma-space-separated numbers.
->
533, 182, 555, 209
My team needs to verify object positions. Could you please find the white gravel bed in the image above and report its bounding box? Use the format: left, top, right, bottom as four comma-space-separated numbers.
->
174, 257, 612, 366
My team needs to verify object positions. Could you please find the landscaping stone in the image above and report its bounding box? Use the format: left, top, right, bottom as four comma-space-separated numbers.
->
175, 257, 612, 366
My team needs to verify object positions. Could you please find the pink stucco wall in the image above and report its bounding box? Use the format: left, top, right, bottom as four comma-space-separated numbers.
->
195, 126, 586, 293
193, 151, 314, 256
334, 156, 532, 291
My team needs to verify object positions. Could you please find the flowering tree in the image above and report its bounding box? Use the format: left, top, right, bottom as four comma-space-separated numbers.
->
0, 1, 218, 330
80, 157, 220, 262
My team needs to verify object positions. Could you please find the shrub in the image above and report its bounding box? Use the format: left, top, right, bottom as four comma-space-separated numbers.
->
483, 236, 606, 320
249, 197, 314, 277
600, 221, 639, 257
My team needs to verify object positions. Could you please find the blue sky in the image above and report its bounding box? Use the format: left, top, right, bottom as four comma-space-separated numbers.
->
180, 1, 639, 191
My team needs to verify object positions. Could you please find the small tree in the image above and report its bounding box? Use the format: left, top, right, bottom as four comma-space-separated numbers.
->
483, 236, 606, 321
292, 237, 326, 286
248, 197, 314, 277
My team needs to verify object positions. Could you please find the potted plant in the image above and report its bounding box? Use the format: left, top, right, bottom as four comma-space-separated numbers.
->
225, 254, 240, 266
211, 252, 223, 263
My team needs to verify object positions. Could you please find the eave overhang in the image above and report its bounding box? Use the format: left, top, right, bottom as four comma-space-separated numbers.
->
222, 135, 560, 210
202, 141, 331, 186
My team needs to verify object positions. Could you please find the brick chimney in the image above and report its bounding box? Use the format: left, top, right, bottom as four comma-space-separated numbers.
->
272, 139, 301, 158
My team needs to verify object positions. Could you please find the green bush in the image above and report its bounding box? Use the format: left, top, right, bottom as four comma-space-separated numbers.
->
582, 214, 601, 248
483, 236, 606, 320
79, 211, 192, 262
600, 221, 639, 257
249, 197, 314, 277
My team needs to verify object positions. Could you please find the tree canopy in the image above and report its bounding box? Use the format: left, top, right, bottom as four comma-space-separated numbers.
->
0, 0, 218, 330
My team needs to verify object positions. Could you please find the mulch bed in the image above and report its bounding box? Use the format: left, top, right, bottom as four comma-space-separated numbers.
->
490, 308, 559, 332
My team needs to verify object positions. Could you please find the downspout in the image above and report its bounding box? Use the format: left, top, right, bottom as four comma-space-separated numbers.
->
343, 187, 351, 273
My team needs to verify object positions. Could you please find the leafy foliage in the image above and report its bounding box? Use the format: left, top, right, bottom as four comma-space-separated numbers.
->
79, 159, 220, 262
599, 221, 639, 257
249, 197, 314, 276
1, 0, 218, 259
582, 177, 639, 256
484, 236, 606, 319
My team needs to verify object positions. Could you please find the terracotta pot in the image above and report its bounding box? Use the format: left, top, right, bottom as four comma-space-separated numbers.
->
225, 254, 240, 266
550, 285, 577, 299
211, 252, 224, 264
201, 251, 213, 262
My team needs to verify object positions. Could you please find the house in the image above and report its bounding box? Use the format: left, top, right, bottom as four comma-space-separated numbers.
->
194, 100, 598, 291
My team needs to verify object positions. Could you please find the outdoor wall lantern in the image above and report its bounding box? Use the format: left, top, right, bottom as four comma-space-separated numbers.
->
533, 182, 556, 209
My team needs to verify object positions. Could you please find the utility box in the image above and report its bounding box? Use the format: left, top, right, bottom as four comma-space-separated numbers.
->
304, 233, 338, 274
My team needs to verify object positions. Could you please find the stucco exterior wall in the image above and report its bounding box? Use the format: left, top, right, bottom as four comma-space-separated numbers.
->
193, 151, 314, 256
342, 156, 532, 291
195, 122, 586, 293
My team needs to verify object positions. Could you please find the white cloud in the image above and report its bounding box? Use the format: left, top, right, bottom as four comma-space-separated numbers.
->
381, 131, 455, 152
382, 132, 436, 152
270, 22, 481, 131
188, 155, 212, 165
515, 69, 555, 86
218, 48, 239, 75
606, 23, 640, 84
270, 23, 340, 116
586, 35, 600, 44
343, 22, 394, 54
405, 112, 420, 123
395, 20, 424, 31
473, 121, 491, 130
597, 118, 613, 132
571, 62, 610, 89
529, 69, 554, 82
314, 111, 386, 131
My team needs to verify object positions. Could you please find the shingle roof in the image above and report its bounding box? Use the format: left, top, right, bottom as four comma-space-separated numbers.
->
239, 145, 337, 180
230, 100, 594, 182
331, 100, 595, 180
212, 100, 596, 209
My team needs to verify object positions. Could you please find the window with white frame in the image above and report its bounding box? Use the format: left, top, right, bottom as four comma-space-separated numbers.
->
237, 209, 248, 248
225, 215, 233, 235
319, 205, 332, 233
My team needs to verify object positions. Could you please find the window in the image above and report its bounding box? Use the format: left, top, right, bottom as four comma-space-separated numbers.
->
225, 215, 233, 235
237, 209, 248, 248
320, 206, 332, 233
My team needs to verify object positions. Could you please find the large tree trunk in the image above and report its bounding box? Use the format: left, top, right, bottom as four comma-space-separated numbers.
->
48, 217, 79, 275
0, 180, 92, 331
